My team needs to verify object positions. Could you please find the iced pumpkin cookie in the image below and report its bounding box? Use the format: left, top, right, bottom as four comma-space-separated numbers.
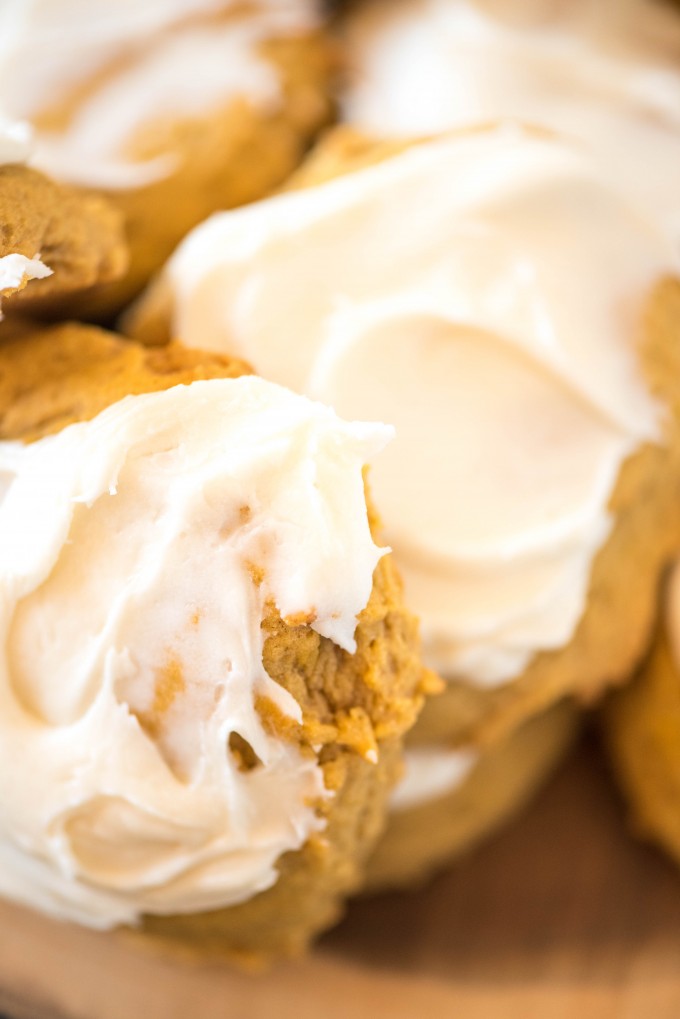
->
0, 119, 126, 318
0, 0, 337, 315
127, 125, 680, 752
0, 323, 428, 963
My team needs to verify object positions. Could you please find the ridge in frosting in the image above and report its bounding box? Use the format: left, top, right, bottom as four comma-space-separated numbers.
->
146, 125, 674, 685
0, 375, 390, 928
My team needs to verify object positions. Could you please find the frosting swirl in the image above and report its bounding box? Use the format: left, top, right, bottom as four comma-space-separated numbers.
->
145, 126, 673, 684
0, 376, 389, 928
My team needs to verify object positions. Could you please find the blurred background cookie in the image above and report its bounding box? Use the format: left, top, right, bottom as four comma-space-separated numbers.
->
338, 0, 680, 245
0, 1, 338, 316
365, 701, 577, 891
0, 323, 428, 962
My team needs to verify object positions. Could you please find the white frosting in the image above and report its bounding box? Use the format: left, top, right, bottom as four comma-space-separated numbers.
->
390, 745, 476, 812
148, 127, 673, 685
0, 253, 52, 320
0, 115, 31, 164
0, 376, 390, 929
0, 1, 320, 188
0, 253, 51, 293
342, 0, 680, 249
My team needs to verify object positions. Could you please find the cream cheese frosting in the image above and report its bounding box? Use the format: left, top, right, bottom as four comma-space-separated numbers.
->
342, 0, 680, 248
390, 745, 476, 812
0, 115, 32, 164
143, 126, 673, 685
0, 376, 390, 929
0, 253, 52, 317
0, 1, 321, 188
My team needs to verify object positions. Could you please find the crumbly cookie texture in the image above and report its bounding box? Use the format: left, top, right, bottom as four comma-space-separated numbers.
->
605, 622, 680, 865
0, 165, 127, 316
35, 30, 337, 318
0, 323, 429, 963
129, 127, 680, 748
365, 701, 577, 892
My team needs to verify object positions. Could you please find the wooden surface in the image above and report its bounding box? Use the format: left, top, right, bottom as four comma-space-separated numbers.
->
3, 732, 680, 1019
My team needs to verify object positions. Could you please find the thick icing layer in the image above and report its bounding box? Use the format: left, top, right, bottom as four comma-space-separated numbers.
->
0, 1, 320, 188
390, 745, 476, 812
0, 377, 390, 928
342, 0, 680, 247
148, 127, 673, 684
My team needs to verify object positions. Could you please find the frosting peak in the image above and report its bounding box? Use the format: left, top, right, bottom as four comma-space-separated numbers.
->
0, 376, 390, 928
146, 126, 673, 684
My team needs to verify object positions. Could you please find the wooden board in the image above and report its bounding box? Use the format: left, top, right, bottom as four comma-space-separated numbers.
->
2, 732, 680, 1019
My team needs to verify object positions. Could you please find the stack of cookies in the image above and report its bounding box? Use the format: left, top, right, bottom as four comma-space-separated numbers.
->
1, 0, 680, 966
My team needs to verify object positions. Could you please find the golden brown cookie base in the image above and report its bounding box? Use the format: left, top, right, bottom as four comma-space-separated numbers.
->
365, 701, 578, 892
0, 323, 429, 963
0, 321, 251, 440
605, 617, 680, 865
0, 165, 126, 315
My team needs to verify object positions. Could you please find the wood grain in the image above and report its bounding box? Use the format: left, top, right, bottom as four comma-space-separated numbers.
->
2, 732, 680, 1019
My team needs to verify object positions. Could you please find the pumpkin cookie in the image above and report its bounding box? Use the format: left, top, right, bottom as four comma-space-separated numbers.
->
0, 1, 337, 315
127, 125, 680, 750
0, 322, 428, 964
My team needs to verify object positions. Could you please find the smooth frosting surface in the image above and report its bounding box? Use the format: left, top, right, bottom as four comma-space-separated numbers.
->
0, 376, 390, 928
390, 745, 476, 812
0, 1, 321, 188
150, 127, 672, 684
342, 0, 680, 247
